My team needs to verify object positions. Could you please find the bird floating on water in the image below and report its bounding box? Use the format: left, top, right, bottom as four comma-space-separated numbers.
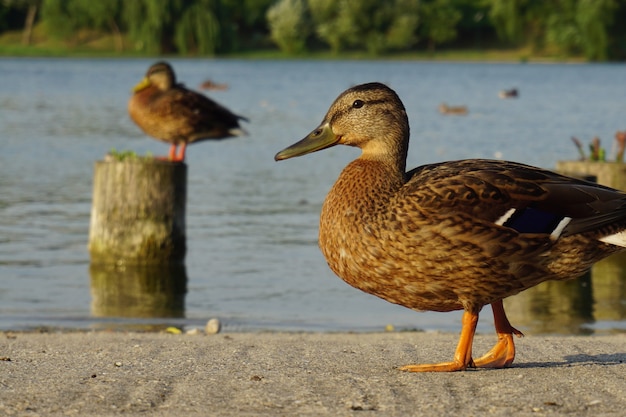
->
438, 103, 468, 115
498, 88, 519, 99
128, 61, 248, 162
199, 79, 229, 91
275, 82, 626, 372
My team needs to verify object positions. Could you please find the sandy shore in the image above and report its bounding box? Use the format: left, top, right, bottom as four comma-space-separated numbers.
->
1, 331, 624, 416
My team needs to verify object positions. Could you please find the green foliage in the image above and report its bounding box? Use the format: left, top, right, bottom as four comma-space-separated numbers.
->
174, 0, 220, 55
308, 0, 344, 53
2, 0, 626, 60
122, 0, 175, 54
266, 0, 308, 54
545, 0, 581, 54
41, 0, 120, 40
308, 0, 420, 55
575, 0, 617, 61
487, 0, 525, 43
122, 0, 231, 54
108, 148, 153, 161
420, 0, 462, 51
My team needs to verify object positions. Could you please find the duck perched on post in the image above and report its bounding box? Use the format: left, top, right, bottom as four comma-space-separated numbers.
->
128, 61, 248, 162
275, 82, 626, 372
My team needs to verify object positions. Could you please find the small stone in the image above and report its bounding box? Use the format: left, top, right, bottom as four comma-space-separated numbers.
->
114, 361, 122, 367
205, 318, 221, 334
185, 328, 201, 335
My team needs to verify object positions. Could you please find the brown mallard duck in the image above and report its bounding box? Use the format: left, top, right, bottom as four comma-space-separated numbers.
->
438, 103, 468, 115
275, 82, 626, 372
128, 61, 247, 162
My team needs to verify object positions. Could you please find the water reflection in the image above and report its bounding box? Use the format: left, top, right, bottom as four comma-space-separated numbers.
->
90, 264, 187, 319
505, 253, 626, 334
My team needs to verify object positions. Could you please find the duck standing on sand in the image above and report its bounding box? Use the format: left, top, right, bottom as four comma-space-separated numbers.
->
275, 82, 626, 372
128, 61, 248, 162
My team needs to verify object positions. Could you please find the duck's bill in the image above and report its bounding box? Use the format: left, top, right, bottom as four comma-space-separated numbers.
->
275, 122, 339, 161
132, 77, 151, 93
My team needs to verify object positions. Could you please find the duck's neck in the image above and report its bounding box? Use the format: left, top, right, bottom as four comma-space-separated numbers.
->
324, 154, 406, 221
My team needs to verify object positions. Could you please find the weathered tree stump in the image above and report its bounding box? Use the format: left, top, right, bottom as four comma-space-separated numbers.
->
88, 159, 187, 265
556, 160, 626, 191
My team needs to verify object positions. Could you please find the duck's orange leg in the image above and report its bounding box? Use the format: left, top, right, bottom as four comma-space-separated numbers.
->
154, 144, 178, 161
399, 310, 479, 372
174, 142, 187, 162
473, 300, 524, 368
168, 144, 178, 161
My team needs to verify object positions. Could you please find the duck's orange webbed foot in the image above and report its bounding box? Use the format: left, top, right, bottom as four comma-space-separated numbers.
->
399, 310, 478, 373
399, 360, 471, 372
473, 300, 524, 368
399, 301, 524, 372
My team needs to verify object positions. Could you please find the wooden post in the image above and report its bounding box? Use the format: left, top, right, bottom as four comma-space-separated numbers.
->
88, 159, 187, 265
556, 160, 626, 191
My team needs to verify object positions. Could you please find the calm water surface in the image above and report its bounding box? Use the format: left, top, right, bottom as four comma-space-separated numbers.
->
1, 58, 625, 334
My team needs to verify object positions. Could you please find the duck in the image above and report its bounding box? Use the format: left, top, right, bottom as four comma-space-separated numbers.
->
199, 79, 229, 91
438, 103, 468, 115
498, 88, 519, 99
128, 61, 248, 162
275, 82, 626, 372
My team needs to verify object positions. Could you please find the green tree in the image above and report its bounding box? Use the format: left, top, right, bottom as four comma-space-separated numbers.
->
308, 0, 419, 55
220, 0, 275, 51
386, 0, 420, 50
308, 0, 344, 53
419, 0, 462, 51
544, 0, 580, 55
576, 0, 617, 61
41, 0, 122, 49
123, 0, 227, 55
122, 0, 177, 54
2, 0, 41, 45
487, 0, 525, 44
266, 0, 309, 54
174, 0, 221, 55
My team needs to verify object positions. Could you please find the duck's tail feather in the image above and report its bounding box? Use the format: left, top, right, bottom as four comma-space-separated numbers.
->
599, 230, 626, 247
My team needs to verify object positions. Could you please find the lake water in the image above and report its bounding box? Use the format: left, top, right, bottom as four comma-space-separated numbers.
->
1, 57, 625, 334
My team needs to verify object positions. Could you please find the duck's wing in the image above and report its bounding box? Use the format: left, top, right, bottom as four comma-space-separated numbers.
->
156, 85, 248, 137
404, 159, 626, 240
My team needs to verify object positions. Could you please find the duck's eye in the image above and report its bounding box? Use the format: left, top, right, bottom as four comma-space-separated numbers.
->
352, 100, 364, 108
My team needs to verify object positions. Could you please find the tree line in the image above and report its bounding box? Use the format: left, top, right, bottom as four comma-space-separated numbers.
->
1, 0, 625, 60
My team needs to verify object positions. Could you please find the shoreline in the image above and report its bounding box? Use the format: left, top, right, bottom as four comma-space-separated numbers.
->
2, 331, 624, 416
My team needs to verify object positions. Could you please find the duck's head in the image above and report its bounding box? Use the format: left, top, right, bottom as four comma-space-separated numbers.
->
275, 82, 410, 163
132, 61, 176, 93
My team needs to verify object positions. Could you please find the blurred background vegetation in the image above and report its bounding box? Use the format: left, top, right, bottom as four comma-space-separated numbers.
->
0, 0, 625, 60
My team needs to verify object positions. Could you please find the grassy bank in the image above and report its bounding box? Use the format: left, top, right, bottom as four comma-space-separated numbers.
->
0, 27, 585, 62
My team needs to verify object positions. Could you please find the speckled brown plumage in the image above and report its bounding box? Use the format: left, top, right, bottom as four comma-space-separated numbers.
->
275, 82, 626, 372
128, 61, 247, 161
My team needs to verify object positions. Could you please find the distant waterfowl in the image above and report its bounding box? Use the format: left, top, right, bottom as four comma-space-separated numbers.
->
275, 82, 626, 372
498, 88, 519, 99
438, 103, 468, 115
128, 61, 247, 162
199, 79, 229, 91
